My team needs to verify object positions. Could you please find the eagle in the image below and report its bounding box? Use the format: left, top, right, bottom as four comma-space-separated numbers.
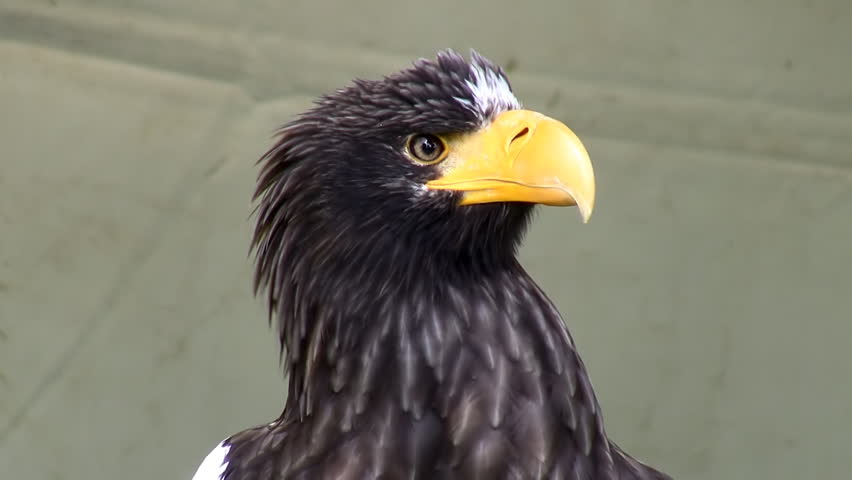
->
192, 50, 671, 480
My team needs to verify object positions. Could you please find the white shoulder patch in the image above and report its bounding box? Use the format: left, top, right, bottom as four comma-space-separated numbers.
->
192, 441, 230, 480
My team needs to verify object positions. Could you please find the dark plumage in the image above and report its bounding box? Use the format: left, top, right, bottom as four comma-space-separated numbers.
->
194, 50, 671, 480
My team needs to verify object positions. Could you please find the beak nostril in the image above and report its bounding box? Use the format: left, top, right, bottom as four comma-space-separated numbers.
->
511, 127, 530, 144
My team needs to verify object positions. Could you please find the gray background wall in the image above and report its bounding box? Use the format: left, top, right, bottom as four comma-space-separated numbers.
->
1, 1, 851, 479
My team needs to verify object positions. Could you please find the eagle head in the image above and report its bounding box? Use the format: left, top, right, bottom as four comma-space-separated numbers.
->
252, 50, 594, 313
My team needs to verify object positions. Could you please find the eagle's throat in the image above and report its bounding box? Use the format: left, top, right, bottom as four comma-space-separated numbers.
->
267, 253, 615, 477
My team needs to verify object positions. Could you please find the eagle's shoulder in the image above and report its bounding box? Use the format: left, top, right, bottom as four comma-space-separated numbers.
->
611, 442, 674, 480
192, 440, 230, 480
193, 424, 288, 480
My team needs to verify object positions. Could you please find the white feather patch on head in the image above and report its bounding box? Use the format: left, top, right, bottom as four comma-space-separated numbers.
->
455, 54, 521, 123
192, 441, 230, 480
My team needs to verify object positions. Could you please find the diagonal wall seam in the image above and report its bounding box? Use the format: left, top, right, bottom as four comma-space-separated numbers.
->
0, 91, 254, 446
1, 3, 850, 171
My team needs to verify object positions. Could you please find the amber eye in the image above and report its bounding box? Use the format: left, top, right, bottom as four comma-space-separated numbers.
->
407, 134, 448, 164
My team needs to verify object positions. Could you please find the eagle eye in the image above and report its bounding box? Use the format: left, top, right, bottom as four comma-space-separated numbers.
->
406, 134, 448, 164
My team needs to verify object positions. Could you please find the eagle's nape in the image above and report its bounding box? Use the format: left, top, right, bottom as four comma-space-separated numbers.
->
192, 49, 671, 480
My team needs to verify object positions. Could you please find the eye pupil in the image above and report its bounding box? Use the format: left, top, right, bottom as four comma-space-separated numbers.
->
420, 137, 436, 155
409, 134, 445, 163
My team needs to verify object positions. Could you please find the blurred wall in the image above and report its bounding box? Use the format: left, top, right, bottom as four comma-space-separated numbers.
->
1, 1, 851, 479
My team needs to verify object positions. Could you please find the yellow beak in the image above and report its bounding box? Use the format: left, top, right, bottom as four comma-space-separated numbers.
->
426, 110, 595, 222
